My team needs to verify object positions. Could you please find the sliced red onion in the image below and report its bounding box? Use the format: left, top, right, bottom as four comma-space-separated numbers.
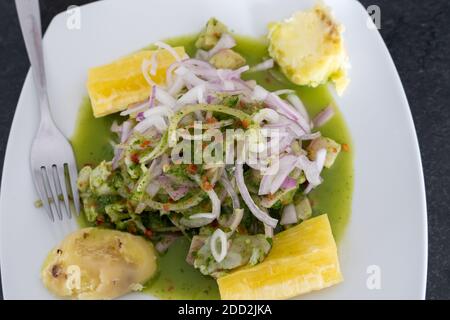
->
149, 85, 156, 108
120, 121, 132, 143
146, 180, 160, 198
154, 41, 182, 61
143, 105, 173, 119
177, 84, 205, 105
112, 120, 133, 169
313, 106, 335, 128
189, 176, 221, 220
252, 85, 269, 101
157, 175, 190, 201
150, 50, 158, 76
208, 33, 236, 58
287, 94, 310, 123
299, 132, 321, 140
142, 58, 157, 86
136, 112, 145, 122
220, 175, 240, 209
134, 116, 167, 133
280, 204, 298, 225
155, 87, 177, 108
168, 76, 185, 96
236, 162, 278, 228
210, 229, 228, 262
248, 59, 274, 72
195, 49, 209, 61
265, 93, 300, 121
225, 209, 244, 234
166, 60, 182, 86
281, 176, 297, 190
120, 100, 149, 116
175, 66, 205, 87
273, 89, 295, 96
252, 108, 280, 124
269, 155, 298, 194
258, 172, 274, 195
296, 155, 322, 187
315, 148, 327, 173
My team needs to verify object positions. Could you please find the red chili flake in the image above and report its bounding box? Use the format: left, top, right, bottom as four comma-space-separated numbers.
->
241, 119, 250, 129
202, 179, 213, 191
140, 140, 151, 148
144, 229, 153, 239
130, 153, 139, 164
187, 164, 198, 174
342, 143, 350, 152
163, 203, 170, 212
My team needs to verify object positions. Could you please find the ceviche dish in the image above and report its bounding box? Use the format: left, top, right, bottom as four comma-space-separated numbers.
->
40, 3, 354, 300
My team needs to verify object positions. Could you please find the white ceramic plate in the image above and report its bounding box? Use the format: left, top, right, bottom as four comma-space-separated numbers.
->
0, 0, 427, 299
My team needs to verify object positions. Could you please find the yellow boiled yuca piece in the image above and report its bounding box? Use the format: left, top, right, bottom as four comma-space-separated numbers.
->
87, 47, 186, 117
218, 214, 343, 300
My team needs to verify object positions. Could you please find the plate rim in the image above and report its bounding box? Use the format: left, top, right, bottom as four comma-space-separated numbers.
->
0, 0, 428, 299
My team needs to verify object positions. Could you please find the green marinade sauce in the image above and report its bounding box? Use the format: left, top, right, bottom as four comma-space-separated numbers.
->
70, 35, 353, 300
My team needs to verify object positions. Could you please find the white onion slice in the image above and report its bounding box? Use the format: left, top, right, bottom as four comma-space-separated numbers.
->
248, 59, 274, 72
210, 229, 228, 263
235, 162, 278, 228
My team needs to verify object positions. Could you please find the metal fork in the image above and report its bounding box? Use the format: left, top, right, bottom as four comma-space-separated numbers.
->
16, 0, 80, 221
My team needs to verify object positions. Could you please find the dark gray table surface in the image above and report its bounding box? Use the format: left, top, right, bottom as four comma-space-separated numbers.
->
0, 0, 448, 300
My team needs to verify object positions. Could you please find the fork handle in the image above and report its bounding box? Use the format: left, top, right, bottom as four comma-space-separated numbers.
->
15, 0, 51, 117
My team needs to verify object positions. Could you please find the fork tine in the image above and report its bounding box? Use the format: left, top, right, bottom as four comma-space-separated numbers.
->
43, 167, 63, 220
67, 163, 80, 215
33, 169, 54, 222
55, 165, 71, 218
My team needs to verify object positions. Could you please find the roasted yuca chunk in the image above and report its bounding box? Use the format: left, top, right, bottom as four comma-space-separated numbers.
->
307, 137, 341, 168
41, 228, 157, 300
209, 49, 246, 69
218, 214, 343, 300
195, 18, 228, 50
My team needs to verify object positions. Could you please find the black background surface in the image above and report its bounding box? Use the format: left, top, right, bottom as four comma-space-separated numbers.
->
0, 0, 448, 299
